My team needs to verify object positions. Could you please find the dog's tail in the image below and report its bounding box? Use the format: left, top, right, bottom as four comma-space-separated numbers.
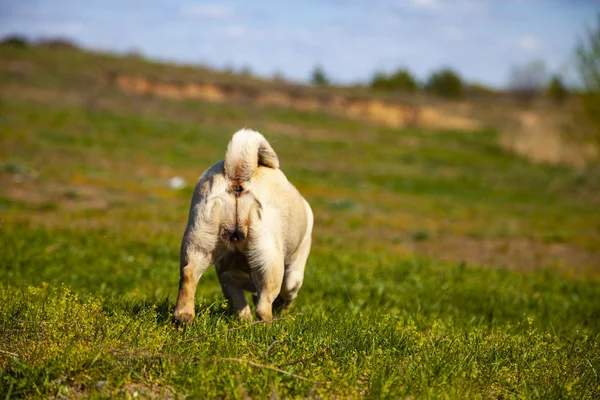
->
224, 129, 279, 182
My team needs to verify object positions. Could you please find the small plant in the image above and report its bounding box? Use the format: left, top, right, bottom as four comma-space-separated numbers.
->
39, 201, 59, 211
410, 231, 430, 241
64, 189, 79, 199
543, 233, 566, 243
327, 198, 359, 211
1, 160, 27, 174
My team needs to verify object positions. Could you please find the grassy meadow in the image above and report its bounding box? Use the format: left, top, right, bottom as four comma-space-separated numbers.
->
1, 44, 600, 398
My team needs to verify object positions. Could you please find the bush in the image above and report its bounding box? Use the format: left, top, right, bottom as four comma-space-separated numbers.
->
425, 68, 463, 98
547, 75, 568, 103
0, 35, 29, 48
311, 65, 329, 86
576, 15, 600, 90
240, 65, 253, 77
370, 68, 418, 92
37, 38, 79, 50
464, 82, 496, 96
576, 14, 600, 136
508, 60, 548, 104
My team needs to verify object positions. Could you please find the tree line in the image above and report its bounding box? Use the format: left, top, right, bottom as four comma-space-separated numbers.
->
311, 63, 569, 103
310, 14, 600, 109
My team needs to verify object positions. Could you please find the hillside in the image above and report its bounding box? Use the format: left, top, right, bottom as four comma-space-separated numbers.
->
1, 43, 599, 398
2, 43, 599, 272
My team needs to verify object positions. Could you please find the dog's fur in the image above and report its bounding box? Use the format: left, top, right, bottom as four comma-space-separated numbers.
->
173, 129, 313, 323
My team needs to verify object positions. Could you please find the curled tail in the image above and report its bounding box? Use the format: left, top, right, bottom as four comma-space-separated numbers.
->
224, 129, 279, 182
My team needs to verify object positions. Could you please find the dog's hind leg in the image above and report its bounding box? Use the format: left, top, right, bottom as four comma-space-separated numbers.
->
173, 250, 212, 325
250, 249, 284, 322
217, 271, 252, 320
276, 233, 311, 313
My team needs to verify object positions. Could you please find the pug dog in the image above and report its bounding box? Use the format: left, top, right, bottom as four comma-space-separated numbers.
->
173, 129, 313, 323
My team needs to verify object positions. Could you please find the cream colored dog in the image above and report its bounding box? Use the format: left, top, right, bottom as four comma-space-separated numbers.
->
173, 129, 313, 323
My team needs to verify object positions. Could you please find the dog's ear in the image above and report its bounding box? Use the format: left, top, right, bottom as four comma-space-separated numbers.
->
258, 141, 279, 169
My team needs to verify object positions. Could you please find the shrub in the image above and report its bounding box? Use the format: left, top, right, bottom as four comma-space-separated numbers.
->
464, 82, 496, 96
425, 68, 463, 98
0, 35, 29, 48
547, 75, 568, 103
311, 65, 329, 86
240, 65, 253, 77
37, 38, 79, 49
508, 60, 548, 104
370, 68, 418, 92
576, 14, 600, 136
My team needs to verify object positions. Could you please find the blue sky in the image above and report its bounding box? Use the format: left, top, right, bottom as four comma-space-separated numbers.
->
1, 0, 598, 87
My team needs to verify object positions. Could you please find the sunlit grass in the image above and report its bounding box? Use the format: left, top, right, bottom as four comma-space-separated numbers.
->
2, 226, 599, 398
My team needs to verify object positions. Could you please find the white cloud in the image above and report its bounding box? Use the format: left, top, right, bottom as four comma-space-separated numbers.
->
180, 4, 233, 20
411, 0, 442, 11
516, 35, 541, 51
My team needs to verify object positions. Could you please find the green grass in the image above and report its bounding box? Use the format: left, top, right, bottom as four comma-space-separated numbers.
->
2, 225, 599, 399
1, 44, 600, 398
0, 226, 600, 398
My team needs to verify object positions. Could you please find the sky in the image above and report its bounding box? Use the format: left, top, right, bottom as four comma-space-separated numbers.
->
1, 0, 598, 87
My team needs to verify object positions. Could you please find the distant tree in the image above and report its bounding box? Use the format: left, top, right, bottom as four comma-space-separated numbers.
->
425, 68, 463, 98
508, 60, 548, 104
464, 82, 496, 97
371, 68, 418, 92
388, 69, 418, 92
240, 65, 253, 77
125, 49, 144, 60
273, 70, 286, 83
576, 15, 600, 91
370, 71, 388, 90
575, 14, 600, 131
547, 75, 568, 104
1, 35, 29, 48
37, 38, 78, 49
311, 65, 329, 86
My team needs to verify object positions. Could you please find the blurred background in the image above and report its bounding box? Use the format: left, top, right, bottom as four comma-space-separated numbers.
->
1, 1, 599, 275
2, 1, 600, 164
0, 0, 597, 86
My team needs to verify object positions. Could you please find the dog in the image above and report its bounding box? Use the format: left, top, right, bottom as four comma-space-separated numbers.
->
173, 129, 313, 323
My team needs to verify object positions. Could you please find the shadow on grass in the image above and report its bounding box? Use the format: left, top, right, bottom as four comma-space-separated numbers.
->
124, 297, 237, 325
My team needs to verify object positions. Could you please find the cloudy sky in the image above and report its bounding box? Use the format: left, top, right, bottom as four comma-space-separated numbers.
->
1, 0, 598, 87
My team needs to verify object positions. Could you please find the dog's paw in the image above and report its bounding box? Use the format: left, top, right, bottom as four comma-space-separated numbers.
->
173, 308, 195, 325
255, 305, 273, 322
238, 306, 253, 321
273, 296, 293, 314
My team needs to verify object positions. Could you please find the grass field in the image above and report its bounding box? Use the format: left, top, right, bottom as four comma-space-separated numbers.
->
1, 44, 600, 398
